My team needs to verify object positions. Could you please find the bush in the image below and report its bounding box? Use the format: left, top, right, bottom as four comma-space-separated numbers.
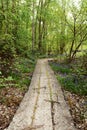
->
0, 34, 15, 76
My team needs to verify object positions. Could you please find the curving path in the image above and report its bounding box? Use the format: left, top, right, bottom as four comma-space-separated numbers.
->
5, 59, 77, 130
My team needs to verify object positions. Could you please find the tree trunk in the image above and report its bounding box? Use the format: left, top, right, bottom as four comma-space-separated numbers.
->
38, 0, 43, 50
32, 0, 35, 52
69, 17, 76, 60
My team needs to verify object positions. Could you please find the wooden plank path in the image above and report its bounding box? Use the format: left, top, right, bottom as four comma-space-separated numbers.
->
5, 59, 77, 130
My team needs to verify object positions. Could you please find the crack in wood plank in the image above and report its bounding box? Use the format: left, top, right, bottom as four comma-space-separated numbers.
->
22, 125, 44, 130
44, 99, 60, 104
33, 86, 46, 90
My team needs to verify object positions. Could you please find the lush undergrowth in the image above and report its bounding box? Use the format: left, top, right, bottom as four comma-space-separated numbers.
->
0, 55, 36, 90
0, 55, 36, 129
49, 57, 87, 96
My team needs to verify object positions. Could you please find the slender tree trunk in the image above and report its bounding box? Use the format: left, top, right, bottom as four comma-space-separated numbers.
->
71, 32, 87, 59
32, 0, 35, 52
38, 0, 43, 50
6, 0, 9, 34
1, 0, 5, 34
60, 0, 66, 54
1, 0, 4, 11
69, 17, 76, 60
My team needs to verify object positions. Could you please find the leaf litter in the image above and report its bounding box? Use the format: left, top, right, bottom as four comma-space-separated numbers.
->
63, 90, 87, 130
0, 87, 26, 130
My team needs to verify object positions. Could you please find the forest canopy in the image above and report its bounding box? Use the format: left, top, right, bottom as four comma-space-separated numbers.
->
0, 0, 87, 75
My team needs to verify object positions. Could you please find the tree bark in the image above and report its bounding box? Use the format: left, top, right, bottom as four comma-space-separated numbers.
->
32, 0, 35, 52
69, 17, 76, 60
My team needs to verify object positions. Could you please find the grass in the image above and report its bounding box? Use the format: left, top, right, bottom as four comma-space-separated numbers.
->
50, 59, 87, 96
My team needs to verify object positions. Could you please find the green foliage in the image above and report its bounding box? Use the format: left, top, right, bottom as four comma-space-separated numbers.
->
50, 60, 87, 96
0, 76, 16, 89
82, 52, 87, 72
57, 75, 87, 96
50, 63, 71, 74
0, 0, 87, 65
0, 34, 15, 76
0, 56, 36, 90
0, 0, 32, 77
11, 57, 35, 87
0, 0, 87, 95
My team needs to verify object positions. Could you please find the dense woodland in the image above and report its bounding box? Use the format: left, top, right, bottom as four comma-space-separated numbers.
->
0, 0, 87, 75
0, 0, 87, 130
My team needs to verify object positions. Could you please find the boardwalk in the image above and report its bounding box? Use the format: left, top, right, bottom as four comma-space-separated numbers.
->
5, 59, 76, 130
